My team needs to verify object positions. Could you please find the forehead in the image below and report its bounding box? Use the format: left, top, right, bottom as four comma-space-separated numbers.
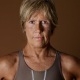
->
29, 10, 48, 20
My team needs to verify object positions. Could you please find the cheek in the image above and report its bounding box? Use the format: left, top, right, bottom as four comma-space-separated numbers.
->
25, 24, 34, 33
24, 23, 35, 32
25, 27, 33, 39
44, 27, 51, 36
43, 28, 51, 41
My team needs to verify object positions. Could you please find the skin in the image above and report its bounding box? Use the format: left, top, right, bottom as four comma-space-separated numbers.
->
0, 10, 80, 80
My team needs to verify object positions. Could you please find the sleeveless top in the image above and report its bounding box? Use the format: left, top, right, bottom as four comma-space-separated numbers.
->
14, 50, 65, 80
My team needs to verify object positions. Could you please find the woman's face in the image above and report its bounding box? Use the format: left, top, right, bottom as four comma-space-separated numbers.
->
24, 10, 52, 48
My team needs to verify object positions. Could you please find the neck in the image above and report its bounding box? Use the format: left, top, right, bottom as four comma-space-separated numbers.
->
23, 43, 52, 59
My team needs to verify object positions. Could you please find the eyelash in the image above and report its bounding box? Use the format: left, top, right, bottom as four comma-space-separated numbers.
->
42, 21, 48, 24
29, 21, 48, 24
29, 21, 35, 24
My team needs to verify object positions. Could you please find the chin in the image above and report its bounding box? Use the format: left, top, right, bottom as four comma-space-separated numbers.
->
32, 42, 48, 48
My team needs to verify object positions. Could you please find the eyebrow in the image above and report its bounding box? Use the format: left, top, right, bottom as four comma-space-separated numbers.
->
29, 18, 49, 21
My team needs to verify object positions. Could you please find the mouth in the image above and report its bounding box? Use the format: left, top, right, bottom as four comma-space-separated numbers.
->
34, 37, 43, 40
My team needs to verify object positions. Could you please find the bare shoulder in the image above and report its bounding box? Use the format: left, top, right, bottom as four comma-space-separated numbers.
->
60, 52, 80, 79
0, 51, 19, 79
0, 51, 19, 67
60, 52, 80, 67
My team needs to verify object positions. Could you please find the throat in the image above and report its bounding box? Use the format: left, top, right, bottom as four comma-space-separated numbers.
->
23, 44, 52, 59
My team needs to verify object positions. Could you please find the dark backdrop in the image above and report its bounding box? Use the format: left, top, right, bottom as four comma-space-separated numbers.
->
0, 0, 80, 58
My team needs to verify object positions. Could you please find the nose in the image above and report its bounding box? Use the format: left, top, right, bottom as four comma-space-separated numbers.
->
35, 22, 43, 33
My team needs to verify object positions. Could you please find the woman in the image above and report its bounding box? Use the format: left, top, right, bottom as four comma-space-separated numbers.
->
0, 0, 80, 80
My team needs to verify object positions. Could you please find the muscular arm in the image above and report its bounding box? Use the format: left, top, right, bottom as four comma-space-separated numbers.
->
71, 57, 80, 80
0, 57, 8, 79
61, 53, 80, 80
0, 52, 18, 80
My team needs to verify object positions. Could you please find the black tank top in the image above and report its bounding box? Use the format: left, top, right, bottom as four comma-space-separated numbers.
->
14, 50, 65, 80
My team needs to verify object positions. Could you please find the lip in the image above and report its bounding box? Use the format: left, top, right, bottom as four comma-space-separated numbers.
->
34, 37, 43, 40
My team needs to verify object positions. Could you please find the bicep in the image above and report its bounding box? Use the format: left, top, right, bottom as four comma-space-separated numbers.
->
70, 57, 80, 80
0, 65, 5, 79
61, 53, 80, 80
74, 63, 80, 80
0, 59, 9, 80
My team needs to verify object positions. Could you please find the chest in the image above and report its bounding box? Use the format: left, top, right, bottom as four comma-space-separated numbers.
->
24, 57, 55, 71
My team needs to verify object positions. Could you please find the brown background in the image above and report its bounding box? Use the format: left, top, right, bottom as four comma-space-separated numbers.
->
0, 0, 80, 58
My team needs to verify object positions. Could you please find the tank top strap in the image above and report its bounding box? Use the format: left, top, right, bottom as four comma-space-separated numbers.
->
18, 50, 25, 65
56, 51, 62, 68
53, 51, 61, 66
55, 51, 65, 80
14, 50, 32, 80
19, 50, 23, 60
18, 50, 29, 67
14, 50, 24, 80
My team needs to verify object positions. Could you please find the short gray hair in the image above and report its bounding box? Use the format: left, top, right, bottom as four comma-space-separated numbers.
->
20, 0, 58, 30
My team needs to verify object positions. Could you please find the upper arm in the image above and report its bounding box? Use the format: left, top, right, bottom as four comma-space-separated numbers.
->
0, 52, 18, 80
71, 57, 80, 80
0, 58, 8, 79
61, 53, 80, 80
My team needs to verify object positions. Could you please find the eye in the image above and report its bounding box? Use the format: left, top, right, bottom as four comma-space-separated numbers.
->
29, 21, 35, 24
42, 21, 48, 24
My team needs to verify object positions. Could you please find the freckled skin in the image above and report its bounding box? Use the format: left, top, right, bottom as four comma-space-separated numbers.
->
0, 10, 80, 80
